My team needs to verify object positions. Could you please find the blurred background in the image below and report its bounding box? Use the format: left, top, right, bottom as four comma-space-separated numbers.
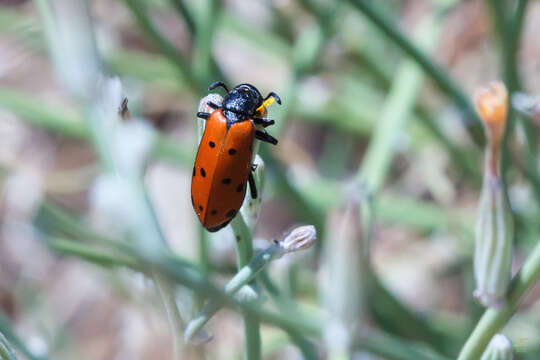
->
1, 0, 540, 359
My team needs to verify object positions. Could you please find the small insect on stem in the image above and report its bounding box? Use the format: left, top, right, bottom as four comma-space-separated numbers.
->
119, 97, 131, 121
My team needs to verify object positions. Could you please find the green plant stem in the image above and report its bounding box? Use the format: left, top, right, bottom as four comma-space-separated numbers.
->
457, 240, 540, 359
349, 48, 480, 182
0, 332, 17, 360
360, 7, 439, 194
0, 86, 192, 166
353, 328, 451, 360
37, 0, 188, 352
355, 8, 461, 354
169, 0, 196, 34
39, 202, 448, 360
154, 272, 186, 360
485, 0, 535, 189
192, 0, 222, 89
48, 237, 137, 267
230, 215, 254, 269
358, 58, 427, 191
0, 312, 45, 360
122, 0, 202, 93
230, 214, 261, 360
348, 0, 484, 146
185, 244, 282, 342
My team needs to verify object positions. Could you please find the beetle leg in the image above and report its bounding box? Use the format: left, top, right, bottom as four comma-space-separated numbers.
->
207, 101, 221, 109
209, 81, 229, 93
248, 172, 258, 199
255, 130, 278, 145
253, 118, 275, 128
197, 112, 210, 120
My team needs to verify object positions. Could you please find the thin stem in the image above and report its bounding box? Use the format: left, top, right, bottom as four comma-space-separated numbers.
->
40, 202, 449, 360
230, 214, 261, 359
231, 215, 254, 269
349, 48, 480, 182
0, 86, 193, 166
348, 0, 485, 146
353, 329, 451, 360
0, 332, 17, 360
355, 8, 461, 354
185, 245, 281, 342
192, 0, 223, 91
457, 240, 540, 359
47, 237, 138, 268
169, 0, 196, 34
122, 0, 202, 93
154, 272, 186, 360
358, 59, 428, 192
0, 312, 45, 360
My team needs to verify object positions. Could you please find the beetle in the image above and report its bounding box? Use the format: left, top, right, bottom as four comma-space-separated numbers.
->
191, 82, 281, 232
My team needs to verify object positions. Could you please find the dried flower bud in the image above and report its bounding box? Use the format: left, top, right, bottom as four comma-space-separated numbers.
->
279, 225, 317, 255
474, 82, 508, 146
480, 334, 513, 360
474, 173, 513, 308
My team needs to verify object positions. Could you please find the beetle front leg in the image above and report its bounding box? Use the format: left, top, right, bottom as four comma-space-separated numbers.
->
248, 172, 258, 199
255, 130, 278, 145
197, 112, 210, 120
207, 101, 221, 109
253, 118, 275, 128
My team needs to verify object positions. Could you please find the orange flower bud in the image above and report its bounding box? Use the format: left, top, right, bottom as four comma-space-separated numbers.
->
474, 82, 508, 145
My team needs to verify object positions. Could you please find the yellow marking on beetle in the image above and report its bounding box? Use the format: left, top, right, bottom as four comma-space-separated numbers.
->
255, 97, 276, 117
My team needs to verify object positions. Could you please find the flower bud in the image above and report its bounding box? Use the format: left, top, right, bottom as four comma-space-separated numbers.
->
320, 197, 367, 353
278, 225, 317, 255
474, 172, 513, 308
474, 82, 508, 146
480, 334, 513, 360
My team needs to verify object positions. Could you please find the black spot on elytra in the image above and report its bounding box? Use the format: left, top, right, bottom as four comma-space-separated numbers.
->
200, 168, 206, 177
211, 209, 217, 215
228, 148, 237, 155
209, 141, 215, 148
222, 178, 231, 184
199, 205, 203, 211
226, 209, 236, 218
236, 183, 244, 192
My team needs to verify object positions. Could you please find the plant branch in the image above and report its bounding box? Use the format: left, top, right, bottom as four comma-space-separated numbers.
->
122, 0, 202, 93
457, 239, 540, 359
185, 244, 282, 342
348, 0, 485, 146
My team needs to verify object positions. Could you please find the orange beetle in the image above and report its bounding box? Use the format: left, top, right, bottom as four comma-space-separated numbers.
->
191, 82, 280, 232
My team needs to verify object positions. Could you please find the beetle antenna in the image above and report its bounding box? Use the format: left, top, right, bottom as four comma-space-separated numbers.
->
265, 92, 281, 105
209, 81, 229, 93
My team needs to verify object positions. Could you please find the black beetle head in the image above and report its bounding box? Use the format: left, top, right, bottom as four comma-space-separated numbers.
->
222, 83, 263, 116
